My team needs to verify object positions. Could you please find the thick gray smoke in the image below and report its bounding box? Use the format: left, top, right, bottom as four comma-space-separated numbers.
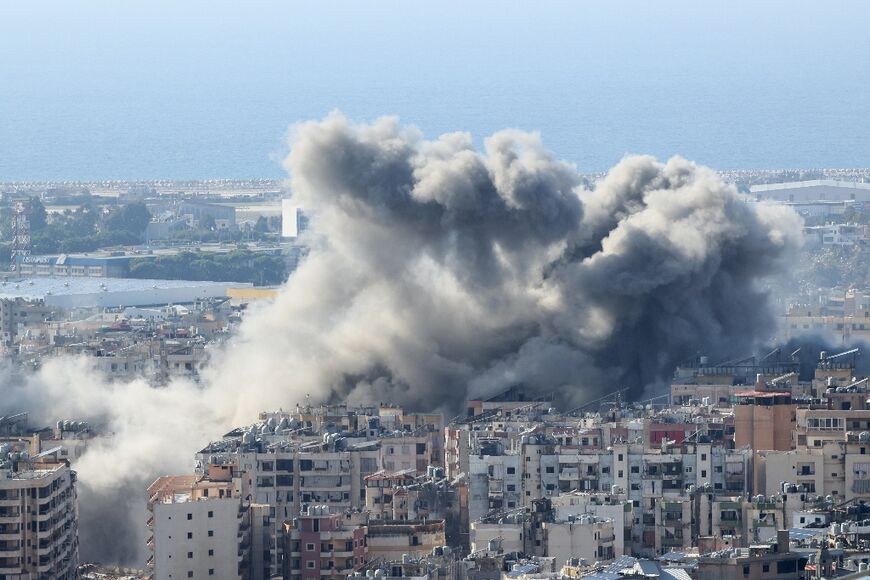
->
1, 113, 802, 564
228, 113, 801, 409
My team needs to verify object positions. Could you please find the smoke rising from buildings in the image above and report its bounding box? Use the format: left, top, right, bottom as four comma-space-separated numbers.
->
1, 113, 802, 563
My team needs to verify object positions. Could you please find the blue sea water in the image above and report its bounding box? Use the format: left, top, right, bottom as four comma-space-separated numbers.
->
1, 0, 869, 181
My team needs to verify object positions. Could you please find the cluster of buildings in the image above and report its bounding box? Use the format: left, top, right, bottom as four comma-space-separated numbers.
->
0, 291, 243, 382
1, 413, 88, 579
782, 288, 870, 344
117, 349, 870, 579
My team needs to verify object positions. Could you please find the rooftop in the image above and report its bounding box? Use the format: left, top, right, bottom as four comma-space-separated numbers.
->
750, 180, 870, 192
0, 276, 251, 305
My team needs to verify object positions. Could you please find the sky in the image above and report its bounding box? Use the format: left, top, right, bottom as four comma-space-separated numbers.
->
1, 0, 869, 180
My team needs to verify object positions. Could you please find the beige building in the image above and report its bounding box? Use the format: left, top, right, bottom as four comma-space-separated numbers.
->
696, 531, 801, 580
734, 390, 795, 452
366, 520, 446, 560
543, 515, 616, 566
0, 459, 79, 579
146, 475, 251, 580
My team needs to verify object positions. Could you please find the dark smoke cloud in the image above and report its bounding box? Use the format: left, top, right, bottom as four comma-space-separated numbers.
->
266, 113, 803, 408
1, 113, 802, 564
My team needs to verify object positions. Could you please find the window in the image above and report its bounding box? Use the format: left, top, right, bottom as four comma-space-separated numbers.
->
188, 573, 194, 578
631, 466, 639, 474
306, 543, 316, 551
208, 510, 213, 518
188, 552, 193, 559
763, 564, 770, 573
187, 513, 192, 520
743, 565, 750, 576
618, 470, 623, 478
208, 530, 214, 537
545, 466, 555, 474
506, 467, 516, 475
307, 561, 316, 569
209, 570, 214, 576
701, 454, 707, 460
208, 549, 214, 556
618, 454, 624, 461
187, 532, 192, 539
701, 470, 707, 477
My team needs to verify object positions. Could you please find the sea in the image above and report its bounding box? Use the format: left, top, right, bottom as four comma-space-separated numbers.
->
1, 0, 869, 182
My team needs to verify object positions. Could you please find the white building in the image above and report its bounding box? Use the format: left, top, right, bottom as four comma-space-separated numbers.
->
0, 457, 79, 579
146, 475, 251, 580
750, 180, 870, 203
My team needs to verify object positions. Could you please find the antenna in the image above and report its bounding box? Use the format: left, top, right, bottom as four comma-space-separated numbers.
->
11, 200, 31, 277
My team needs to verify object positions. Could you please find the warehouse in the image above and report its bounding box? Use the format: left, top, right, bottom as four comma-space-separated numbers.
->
750, 180, 870, 203
0, 277, 252, 310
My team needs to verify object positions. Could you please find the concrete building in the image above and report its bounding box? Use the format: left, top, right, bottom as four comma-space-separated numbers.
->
282, 506, 367, 580
542, 515, 616, 566
696, 530, 802, 580
0, 457, 79, 579
179, 201, 236, 229
0, 297, 53, 347
146, 475, 251, 580
0, 277, 252, 309
733, 388, 795, 452
366, 520, 446, 561
749, 180, 870, 203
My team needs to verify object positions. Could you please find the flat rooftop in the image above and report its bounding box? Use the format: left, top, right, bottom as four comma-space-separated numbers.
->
750, 180, 870, 192
0, 276, 245, 298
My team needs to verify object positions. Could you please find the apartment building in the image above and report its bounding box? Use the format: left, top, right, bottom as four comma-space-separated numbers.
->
282, 506, 367, 579
146, 475, 251, 580
0, 458, 78, 579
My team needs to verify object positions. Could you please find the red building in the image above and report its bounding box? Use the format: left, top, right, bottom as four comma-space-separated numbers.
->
283, 507, 368, 579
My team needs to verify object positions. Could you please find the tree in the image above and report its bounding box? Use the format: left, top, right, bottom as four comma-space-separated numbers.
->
104, 202, 151, 239
254, 216, 269, 233
201, 214, 216, 231
29, 198, 47, 232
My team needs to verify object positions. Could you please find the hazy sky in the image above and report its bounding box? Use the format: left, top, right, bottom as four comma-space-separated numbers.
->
1, 0, 869, 180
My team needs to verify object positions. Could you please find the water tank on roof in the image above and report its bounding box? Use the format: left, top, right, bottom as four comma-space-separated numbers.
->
860, 432, 870, 443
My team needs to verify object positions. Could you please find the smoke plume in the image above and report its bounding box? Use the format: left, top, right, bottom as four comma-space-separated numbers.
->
1, 113, 802, 563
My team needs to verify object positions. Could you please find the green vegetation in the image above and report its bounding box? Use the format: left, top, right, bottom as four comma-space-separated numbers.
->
0, 199, 152, 254
127, 249, 287, 286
